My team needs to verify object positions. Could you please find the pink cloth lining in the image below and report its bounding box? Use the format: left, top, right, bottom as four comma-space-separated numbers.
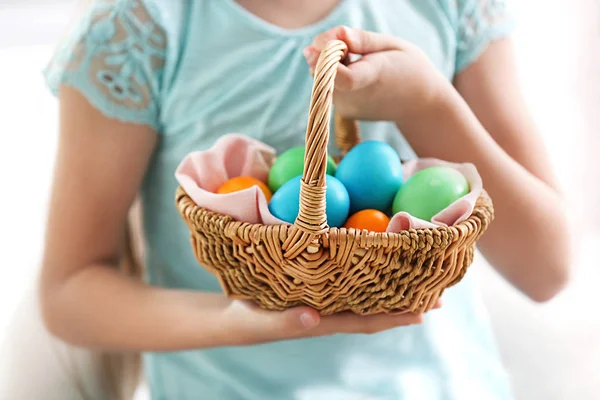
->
387, 159, 482, 230
175, 135, 482, 230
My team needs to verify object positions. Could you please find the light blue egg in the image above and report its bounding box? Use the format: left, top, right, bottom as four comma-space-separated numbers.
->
268, 175, 350, 228
335, 141, 403, 213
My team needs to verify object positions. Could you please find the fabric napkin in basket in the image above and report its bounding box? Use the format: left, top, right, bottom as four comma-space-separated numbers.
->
175, 134, 482, 231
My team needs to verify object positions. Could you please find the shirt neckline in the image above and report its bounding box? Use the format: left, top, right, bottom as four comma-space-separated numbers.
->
219, 0, 350, 37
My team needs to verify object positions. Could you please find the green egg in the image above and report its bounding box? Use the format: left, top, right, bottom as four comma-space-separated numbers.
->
268, 146, 337, 193
392, 166, 469, 221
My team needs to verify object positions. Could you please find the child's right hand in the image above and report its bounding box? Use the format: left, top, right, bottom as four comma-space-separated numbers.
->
303, 26, 448, 124
219, 297, 438, 345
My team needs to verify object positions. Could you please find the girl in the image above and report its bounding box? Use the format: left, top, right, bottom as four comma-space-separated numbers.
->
36, 0, 571, 399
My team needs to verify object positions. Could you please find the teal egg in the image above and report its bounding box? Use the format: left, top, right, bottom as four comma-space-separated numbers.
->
392, 166, 469, 221
268, 146, 337, 193
268, 175, 350, 227
335, 141, 403, 213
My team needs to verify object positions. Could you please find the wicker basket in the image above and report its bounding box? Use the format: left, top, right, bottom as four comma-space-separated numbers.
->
176, 40, 494, 315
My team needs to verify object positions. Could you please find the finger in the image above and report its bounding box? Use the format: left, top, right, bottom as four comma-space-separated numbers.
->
315, 312, 424, 336
311, 26, 349, 52
340, 55, 381, 91
312, 26, 404, 54
225, 301, 321, 344
303, 46, 378, 91
302, 45, 319, 75
303, 46, 319, 66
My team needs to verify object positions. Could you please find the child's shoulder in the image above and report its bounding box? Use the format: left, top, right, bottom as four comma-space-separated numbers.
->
138, 0, 189, 35
89, 0, 189, 40
431, 0, 512, 27
65, 0, 190, 47
430, 0, 514, 72
43, 0, 193, 131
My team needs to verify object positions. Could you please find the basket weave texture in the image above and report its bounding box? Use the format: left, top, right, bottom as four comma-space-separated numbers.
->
176, 40, 494, 315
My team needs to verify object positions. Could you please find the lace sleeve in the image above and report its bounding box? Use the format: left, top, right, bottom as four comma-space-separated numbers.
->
455, 0, 515, 73
44, 0, 166, 131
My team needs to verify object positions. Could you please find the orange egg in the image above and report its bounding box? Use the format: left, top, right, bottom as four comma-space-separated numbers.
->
344, 209, 390, 233
216, 176, 273, 201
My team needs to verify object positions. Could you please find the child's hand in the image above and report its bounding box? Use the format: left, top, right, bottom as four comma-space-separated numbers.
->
220, 298, 441, 345
303, 26, 448, 123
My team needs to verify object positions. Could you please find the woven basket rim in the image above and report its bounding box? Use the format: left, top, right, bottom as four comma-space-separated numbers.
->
176, 186, 493, 240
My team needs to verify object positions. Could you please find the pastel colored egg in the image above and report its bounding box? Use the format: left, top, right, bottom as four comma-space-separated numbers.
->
344, 209, 391, 233
392, 166, 469, 221
216, 176, 272, 201
268, 175, 350, 227
335, 141, 403, 213
268, 146, 337, 193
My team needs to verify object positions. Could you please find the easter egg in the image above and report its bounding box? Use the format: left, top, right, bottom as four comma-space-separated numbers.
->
217, 176, 273, 202
268, 146, 337, 193
335, 141, 403, 213
268, 175, 350, 227
344, 209, 391, 233
392, 166, 469, 221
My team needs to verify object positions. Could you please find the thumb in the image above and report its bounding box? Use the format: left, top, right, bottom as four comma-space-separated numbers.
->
226, 301, 321, 344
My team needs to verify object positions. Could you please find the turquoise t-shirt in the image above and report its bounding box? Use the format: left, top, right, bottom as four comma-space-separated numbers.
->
45, 0, 516, 398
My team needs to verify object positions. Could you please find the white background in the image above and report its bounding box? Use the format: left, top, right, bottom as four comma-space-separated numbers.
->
0, 1, 599, 399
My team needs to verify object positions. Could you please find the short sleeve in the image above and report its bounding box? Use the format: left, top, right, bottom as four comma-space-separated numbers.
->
43, 0, 166, 131
454, 0, 515, 73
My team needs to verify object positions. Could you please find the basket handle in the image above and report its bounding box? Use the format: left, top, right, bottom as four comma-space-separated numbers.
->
294, 40, 349, 235
335, 112, 361, 158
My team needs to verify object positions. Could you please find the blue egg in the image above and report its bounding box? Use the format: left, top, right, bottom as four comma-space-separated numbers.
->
335, 141, 403, 213
268, 175, 350, 228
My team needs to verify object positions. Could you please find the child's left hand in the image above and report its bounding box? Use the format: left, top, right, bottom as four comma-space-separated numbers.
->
306, 28, 572, 305
303, 26, 449, 123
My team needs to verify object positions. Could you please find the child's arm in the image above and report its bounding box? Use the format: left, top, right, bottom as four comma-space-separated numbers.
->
306, 28, 572, 302
444, 39, 571, 301
40, 87, 425, 351
400, 41, 571, 302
